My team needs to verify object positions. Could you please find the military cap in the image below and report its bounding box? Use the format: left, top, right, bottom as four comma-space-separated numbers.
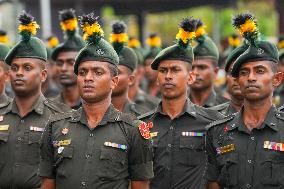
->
231, 13, 279, 77
193, 19, 219, 61
74, 12, 119, 75
144, 33, 162, 60
151, 17, 197, 70
277, 35, 284, 50
128, 37, 144, 65
110, 21, 137, 71
51, 9, 85, 61
5, 11, 47, 65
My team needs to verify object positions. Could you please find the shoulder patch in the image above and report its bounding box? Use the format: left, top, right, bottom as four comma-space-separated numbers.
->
205, 114, 235, 130
44, 99, 72, 113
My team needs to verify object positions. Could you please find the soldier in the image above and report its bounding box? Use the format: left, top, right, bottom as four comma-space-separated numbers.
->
110, 21, 149, 117
189, 19, 228, 107
0, 11, 70, 189
50, 9, 85, 109
209, 41, 248, 115
39, 12, 153, 189
143, 33, 162, 97
138, 18, 223, 189
273, 49, 284, 107
0, 42, 11, 104
205, 13, 284, 189
128, 37, 160, 111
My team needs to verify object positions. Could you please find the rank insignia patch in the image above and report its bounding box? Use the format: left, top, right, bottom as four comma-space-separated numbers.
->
138, 121, 153, 139
0, 125, 9, 131
216, 144, 235, 155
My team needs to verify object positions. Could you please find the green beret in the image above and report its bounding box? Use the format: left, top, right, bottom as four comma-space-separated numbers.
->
224, 44, 248, 72
279, 49, 284, 60
194, 36, 219, 61
0, 43, 10, 61
151, 17, 197, 70
132, 48, 144, 65
118, 47, 137, 71
231, 40, 279, 77
144, 47, 161, 60
74, 13, 119, 75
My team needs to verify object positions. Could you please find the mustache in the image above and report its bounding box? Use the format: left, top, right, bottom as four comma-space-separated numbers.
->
245, 84, 260, 89
13, 78, 25, 82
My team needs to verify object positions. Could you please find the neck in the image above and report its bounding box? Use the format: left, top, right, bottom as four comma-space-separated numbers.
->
83, 95, 111, 128
190, 86, 213, 106
128, 82, 139, 101
230, 95, 243, 112
243, 97, 272, 130
111, 92, 128, 112
162, 93, 187, 120
15, 91, 41, 117
62, 85, 80, 107
148, 80, 158, 96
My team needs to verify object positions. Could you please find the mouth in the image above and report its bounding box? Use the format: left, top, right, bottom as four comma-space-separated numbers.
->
60, 75, 70, 79
163, 83, 175, 89
246, 85, 259, 90
13, 79, 25, 85
83, 85, 95, 91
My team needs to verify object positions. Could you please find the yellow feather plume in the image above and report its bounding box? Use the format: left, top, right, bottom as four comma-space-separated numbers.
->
0, 35, 9, 44
47, 37, 59, 48
109, 33, 128, 43
128, 38, 141, 48
195, 26, 206, 37
18, 21, 40, 35
81, 22, 104, 41
228, 36, 241, 47
176, 28, 195, 44
60, 18, 78, 31
278, 40, 284, 49
146, 36, 161, 47
238, 19, 256, 36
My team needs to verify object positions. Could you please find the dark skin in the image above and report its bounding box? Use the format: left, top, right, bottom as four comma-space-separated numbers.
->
41, 61, 149, 189
10, 58, 47, 117
144, 58, 159, 96
111, 65, 134, 112
56, 51, 80, 108
206, 61, 283, 189
128, 69, 140, 101
190, 59, 218, 106
0, 61, 9, 96
157, 60, 195, 119
226, 62, 244, 111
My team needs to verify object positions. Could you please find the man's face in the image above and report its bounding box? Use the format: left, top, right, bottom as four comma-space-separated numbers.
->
77, 61, 118, 103
226, 62, 243, 100
0, 61, 8, 94
144, 58, 158, 82
237, 61, 282, 101
112, 65, 131, 97
157, 60, 195, 100
10, 58, 47, 97
190, 59, 218, 90
56, 51, 78, 87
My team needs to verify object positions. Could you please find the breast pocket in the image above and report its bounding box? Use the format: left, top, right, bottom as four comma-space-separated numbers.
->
97, 146, 128, 180
25, 130, 44, 165
0, 131, 9, 163
260, 152, 284, 187
179, 136, 205, 166
55, 146, 74, 178
217, 153, 239, 187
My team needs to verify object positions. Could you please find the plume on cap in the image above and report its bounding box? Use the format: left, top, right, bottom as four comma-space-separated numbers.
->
79, 12, 104, 45
176, 17, 197, 48
59, 9, 78, 36
232, 13, 259, 45
228, 33, 241, 48
110, 21, 128, 54
194, 19, 207, 43
47, 35, 59, 48
278, 35, 284, 49
18, 11, 40, 41
128, 36, 141, 48
146, 33, 161, 48
0, 30, 9, 44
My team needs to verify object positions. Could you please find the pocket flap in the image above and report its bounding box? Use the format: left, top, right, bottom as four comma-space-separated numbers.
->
0, 132, 9, 142
100, 147, 126, 164
180, 136, 205, 150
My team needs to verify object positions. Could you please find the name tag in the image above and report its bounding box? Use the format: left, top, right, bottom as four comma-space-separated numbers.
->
264, 141, 284, 152
216, 144, 235, 155
181, 132, 204, 137
0, 125, 9, 131
30, 126, 44, 132
53, 139, 71, 147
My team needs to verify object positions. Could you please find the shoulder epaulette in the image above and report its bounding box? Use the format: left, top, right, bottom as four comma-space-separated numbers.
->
205, 114, 235, 130
49, 111, 73, 124
0, 100, 11, 109
137, 109, 156, 120
196, 105, 225, 121
44, 99, 72, 113
209, 102, 229, 112
115, 112, 137, 127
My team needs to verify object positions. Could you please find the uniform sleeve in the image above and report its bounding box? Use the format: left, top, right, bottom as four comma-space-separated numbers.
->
39, 122, 55, 178
205, 128, 220, 182
128, 127, 154, 181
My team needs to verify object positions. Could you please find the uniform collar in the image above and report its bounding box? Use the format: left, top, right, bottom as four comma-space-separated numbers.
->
72, 104, 118, 127
227, 105, 279, 132
204, 90, 217, 107
134, 89, 146, 103
3, 94, 46, 116
155, 98, 197, 118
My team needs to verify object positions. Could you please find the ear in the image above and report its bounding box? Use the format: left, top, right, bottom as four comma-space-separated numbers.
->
128, 74, 136, 86
273, 72, 284, 88
214, 67, 219, 75
188, 71, 196, 85
41, 69, 48, 83
111, 76, 119, 90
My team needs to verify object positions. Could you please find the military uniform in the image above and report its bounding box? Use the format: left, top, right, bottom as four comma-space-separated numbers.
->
51, 94, 82, 110
39, 105, 153, 189
133, 89, 159, 111
123, 100, 150, 118
0, 93, 12, 105
209, 101, 238, 116
138, 99, 223, 189
206, 106, 284, 188
0, 95, 70, 189
273, 85, 284, 107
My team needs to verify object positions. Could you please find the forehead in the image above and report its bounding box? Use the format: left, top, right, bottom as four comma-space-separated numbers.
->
57, 51, 78, 59
158, 60, 187, 68
240, 60, 271, 69
78, 61, 110, 69
11, 58, 41, 65
193, 58, 214, 66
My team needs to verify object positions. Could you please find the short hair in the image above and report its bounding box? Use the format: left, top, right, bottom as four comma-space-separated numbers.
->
107, 63, 118, 77
271, 61, 278, 73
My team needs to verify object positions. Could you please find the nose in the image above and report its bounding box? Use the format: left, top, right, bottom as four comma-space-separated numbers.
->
84, 71, 94, 82
15, 67, 24, 77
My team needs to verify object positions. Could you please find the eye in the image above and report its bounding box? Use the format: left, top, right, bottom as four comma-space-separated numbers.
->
96, 71, 103, 76
55, 61, 64, 66
10, 65, 18, 72
239, 69, 249, 76
24, 65, 32, 71
256, 68, 265, 74
158, 69, 166, 73
67, 59, 75, 65
78, 69, 87, 76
